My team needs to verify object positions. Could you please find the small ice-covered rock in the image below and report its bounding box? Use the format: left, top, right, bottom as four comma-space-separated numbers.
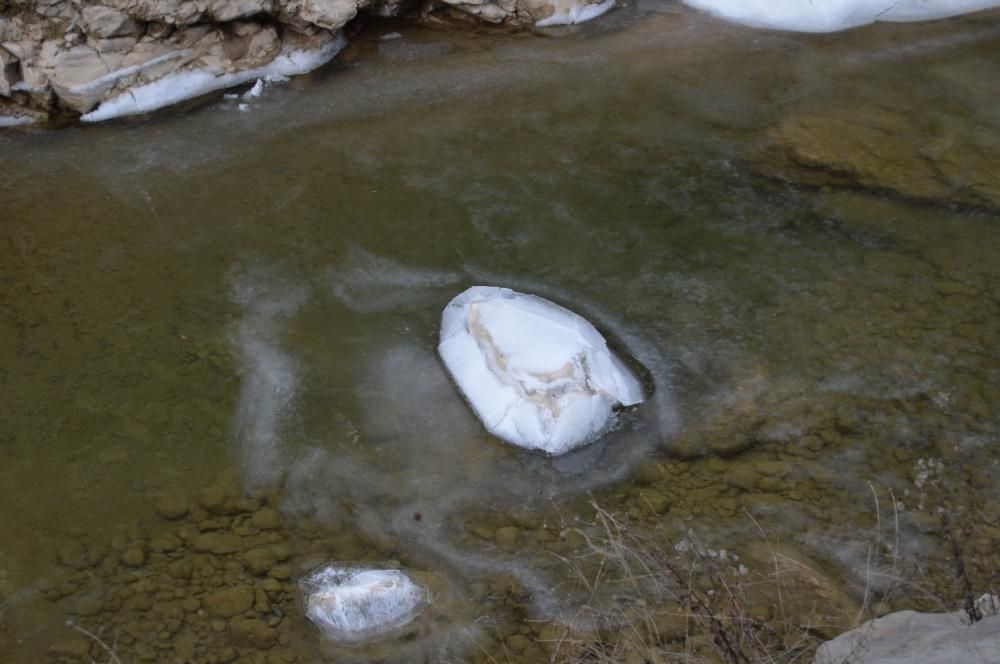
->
300, 565, 428, 643
438, 286, 644, 455
243, 78, 264, 100
536, 0, 616, 26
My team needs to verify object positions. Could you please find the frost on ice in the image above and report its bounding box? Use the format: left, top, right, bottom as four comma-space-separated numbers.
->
438, 286, 644, 456
681, 0, 1000, 33
81, 34, 346, 122
300, 565, 428, 643
536, 0, 616, 27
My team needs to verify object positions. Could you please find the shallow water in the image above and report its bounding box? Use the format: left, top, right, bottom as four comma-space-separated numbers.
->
2, 4, 998, 662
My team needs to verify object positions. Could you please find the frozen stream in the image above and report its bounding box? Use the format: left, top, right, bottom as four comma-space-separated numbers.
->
1, 4, 998, 662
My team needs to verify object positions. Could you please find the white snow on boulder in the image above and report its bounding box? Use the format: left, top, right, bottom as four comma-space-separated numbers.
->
81, 33, 346, 122
438, 286, 644, 456
536, 0, 616, 27
681, 0, 1000, 33
300, 565, 428, 643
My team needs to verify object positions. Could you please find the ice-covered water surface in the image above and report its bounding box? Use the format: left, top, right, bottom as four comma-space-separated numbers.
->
2, 6, 998, 662
228, 254, 680, 624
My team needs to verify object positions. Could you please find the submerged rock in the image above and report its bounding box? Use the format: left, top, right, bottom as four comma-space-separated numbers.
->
438, 286, 644, 456
749, 107, 1000, 212
300, 565, 428, 643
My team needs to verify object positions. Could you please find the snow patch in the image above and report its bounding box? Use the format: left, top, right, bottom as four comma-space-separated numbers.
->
438, 286, 644, 455
81, 33, 347, 122
243, 78, 264, 100
681, 0, 1000, 33
0, 115, 36, 128
536, 0, 616, 26
300, 565, 428, 643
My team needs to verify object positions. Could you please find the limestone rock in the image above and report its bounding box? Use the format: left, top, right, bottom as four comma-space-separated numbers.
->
208, 0, 275, 22
44, 43, 118, 112
298, 0, 360, 30
814, 599, 1000, 663
0, 47, 19, 97
81, 5, 142, 39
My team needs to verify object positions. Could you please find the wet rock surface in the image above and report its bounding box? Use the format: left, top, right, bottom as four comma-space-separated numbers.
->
746, 34, 1000, 213
750, 108, 1000, 212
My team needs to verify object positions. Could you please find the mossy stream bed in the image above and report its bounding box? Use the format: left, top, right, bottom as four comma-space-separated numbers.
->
1, 4, 998, 662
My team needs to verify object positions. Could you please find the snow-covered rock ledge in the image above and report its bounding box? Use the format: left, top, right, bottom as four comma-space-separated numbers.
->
0, 0, 619, 126
438, 286, 644, 456
681, 0, 1000, 33
81, 34, 346, 122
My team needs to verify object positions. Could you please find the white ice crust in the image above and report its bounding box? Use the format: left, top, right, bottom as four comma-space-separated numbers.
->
438, 286, 644, 456
301, 566, 428, 643
81, 34, 346, 122
681, 0, 1000, 33
0, 115, 36, 127
536, 0, 616, 26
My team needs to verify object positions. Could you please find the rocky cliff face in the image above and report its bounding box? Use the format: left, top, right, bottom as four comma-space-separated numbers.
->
0, 0, 610, 124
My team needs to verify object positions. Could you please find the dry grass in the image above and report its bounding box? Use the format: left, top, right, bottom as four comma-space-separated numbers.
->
542, 490, 912, 664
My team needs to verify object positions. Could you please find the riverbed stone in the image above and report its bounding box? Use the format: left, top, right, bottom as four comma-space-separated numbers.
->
750, 107, 1000, 212
495, 526, 520, 548
252, 507, 283, 530
49, 634, 91, 658
155, 493, 190, 520
204, 584, 255, 618
243, 547, 277, 576
230, 617, 278, 648
150, 534, 182, 552
637, 488, 670, 514
193, 532, 243, 554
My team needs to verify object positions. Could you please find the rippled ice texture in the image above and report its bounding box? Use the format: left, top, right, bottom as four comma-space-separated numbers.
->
228, 252, 678, 620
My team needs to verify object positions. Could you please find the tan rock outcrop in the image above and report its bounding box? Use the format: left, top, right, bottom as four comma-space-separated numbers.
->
0, 0, 619, 125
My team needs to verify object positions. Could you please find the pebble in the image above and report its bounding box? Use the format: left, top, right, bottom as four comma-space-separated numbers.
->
155, 494, 189, 520
121, 547, 146, 567
252, 508, 283, 531
204, 584, 254, 618
243, 548, 277, 576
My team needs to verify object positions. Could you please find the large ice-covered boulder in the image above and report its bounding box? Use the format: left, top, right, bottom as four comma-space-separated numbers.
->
300, 565, 429, 643
438, 286, 644, 456
681, 0, 1000, 33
